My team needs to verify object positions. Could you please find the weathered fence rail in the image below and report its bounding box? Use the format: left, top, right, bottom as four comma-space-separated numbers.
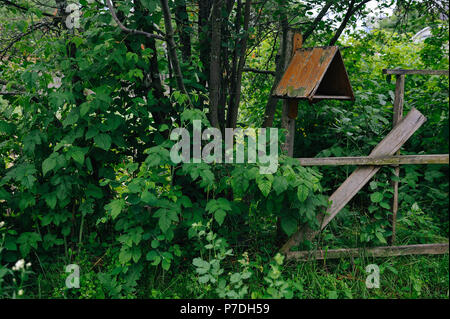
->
296, 154, 449, 166
287, 243, 450, 261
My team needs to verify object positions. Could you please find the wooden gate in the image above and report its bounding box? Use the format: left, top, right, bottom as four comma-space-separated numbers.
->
277, 65, 449, 260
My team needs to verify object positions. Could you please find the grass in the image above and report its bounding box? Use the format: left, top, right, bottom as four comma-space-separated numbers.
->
29, 251, 448, 299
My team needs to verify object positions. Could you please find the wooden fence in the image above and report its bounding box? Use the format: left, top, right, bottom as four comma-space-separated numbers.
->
282, 68, 449, 260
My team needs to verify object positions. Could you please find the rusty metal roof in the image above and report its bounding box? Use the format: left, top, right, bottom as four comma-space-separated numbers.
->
273, 46, 354, 101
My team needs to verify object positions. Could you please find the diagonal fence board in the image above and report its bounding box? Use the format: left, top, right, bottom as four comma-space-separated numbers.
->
321, 107, 426, 228
281, 108, 427, 254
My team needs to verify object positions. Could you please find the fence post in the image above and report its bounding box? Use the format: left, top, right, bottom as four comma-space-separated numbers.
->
281, 32, 302, 157
390, 74, 405, 245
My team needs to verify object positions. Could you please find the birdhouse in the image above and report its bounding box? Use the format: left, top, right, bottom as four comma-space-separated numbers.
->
273, 46, 354, 105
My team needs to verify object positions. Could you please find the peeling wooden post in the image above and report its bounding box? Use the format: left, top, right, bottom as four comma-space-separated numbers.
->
281, 32, 302, 157
390, 74, 405, 245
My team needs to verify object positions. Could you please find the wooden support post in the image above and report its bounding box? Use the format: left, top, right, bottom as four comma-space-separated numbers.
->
390, 74, 405, 245
281, 33, 302, 157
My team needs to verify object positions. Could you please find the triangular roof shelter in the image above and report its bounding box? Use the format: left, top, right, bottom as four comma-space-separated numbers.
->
273, 46, 354, 102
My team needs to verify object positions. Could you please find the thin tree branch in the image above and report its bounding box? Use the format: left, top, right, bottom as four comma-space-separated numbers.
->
303, 1, 333, 42
0, 0, 54, 17
106, 0, 165, 40
243, 67, 275, 75
0, 20, 52, 60
160, 0, 192, 104
329, 0, 371, 45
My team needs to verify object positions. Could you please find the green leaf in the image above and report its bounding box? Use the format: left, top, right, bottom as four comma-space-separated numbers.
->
370, 192, 383, 203
42, 157, 56, 176
94, 133, 112, 151
86, 127, 99, 139
375, 232, 387, 244
141, 0, 159, 11
141, 191, 157, 205
273, 176, 289, 195
281, 216, 297, 236
19, 193, 35, 210
193, 258, 210, 270
297, 185, 309, 202
105, 199, 125, 219
146, 250, 158, 261
214, 209, 226, 225
328, 291, 338, 299
80, 102, 90, 117
63, 110, 79, 127
119, 247, 132, 264
198, 275, 210, 284
131, 247, 142, 263
44, 192, 57, 209
380, 201, 390, 210
86, 184, 103, 199
70, 149, 85, 165
162, 258, 171, 270
151, 240, 159, 249
17, 232, 41, 256
157, 211, 171, 233
257, 178, 272, 197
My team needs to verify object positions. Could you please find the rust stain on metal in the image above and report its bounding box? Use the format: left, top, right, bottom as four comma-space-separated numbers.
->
273, 46, 354, 102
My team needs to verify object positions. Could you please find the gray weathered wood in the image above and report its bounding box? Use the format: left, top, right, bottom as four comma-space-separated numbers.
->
286, 243, 449, 260
321, 107, 426, 228
296, 154, 449, 166
383, 69, 449, 75
390, 74, 405, 245
280, 108, 427, 254
0, 91, 21, 96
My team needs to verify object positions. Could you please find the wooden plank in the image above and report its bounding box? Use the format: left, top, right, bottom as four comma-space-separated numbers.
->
286, 243, 449, 261
383, 69, 449, 76
0, 91, 21, 96
296, 154, 449, 166
287, 33, 302, 120
281, 108, 427, 254
287, 99, 299, 119
321, 107, 426, 229
390, 74, 405, 245
292, 33, 303, 56
392, 75, 405, 125
282, 32, 302, 156
311, 95, 354, 100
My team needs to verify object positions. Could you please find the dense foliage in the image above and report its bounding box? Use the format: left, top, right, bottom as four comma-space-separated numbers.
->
0, 0, 448, 298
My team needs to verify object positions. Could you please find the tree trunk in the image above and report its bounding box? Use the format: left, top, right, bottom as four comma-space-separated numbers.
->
226, 0, 251, 129
174, 0, 191, 62
198, 0, 212, 91
160, 0, 188, 95
208, 0, 223, 128
262, 17, 289, 128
